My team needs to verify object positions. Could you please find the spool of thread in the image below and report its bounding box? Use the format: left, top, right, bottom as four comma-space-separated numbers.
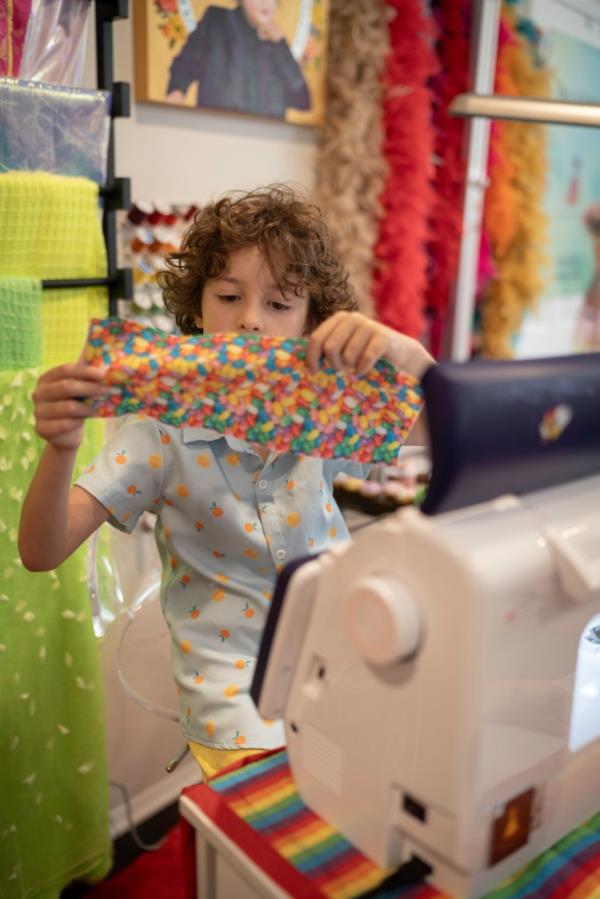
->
148, 203, 174, 225
127, 201, 153, 225
134, 288, 154, 310
130, 227, 153, 253
183, 204, 198, 221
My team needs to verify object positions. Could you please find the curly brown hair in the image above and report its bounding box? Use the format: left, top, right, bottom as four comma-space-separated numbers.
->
158, 184, 357, 334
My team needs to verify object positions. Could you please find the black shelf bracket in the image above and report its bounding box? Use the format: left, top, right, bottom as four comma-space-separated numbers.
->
94, 0, 132, 313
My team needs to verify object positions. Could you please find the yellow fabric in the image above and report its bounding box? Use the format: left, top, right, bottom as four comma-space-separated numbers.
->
189, 740, 265, 780
0, 171, 109, 365
0, 171, 107, 278
42, 287, 109, 367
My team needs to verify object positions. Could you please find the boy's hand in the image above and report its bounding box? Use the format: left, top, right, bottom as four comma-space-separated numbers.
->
306, 311, 434, 379
32, 363, 108, 452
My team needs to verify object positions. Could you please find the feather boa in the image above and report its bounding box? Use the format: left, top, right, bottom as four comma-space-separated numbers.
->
372, 0, 438, 340
480, 6, 550, 358
314, 0, 389, 317
426, 0, 471, 356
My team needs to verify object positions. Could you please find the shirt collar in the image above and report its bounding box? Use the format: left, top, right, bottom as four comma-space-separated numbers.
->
181, 426, 252, 455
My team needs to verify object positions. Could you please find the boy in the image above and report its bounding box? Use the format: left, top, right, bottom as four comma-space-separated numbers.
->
19, 185, 433, 778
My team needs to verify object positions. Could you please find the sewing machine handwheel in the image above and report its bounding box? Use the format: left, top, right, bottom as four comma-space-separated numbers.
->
344, 574, 421, 666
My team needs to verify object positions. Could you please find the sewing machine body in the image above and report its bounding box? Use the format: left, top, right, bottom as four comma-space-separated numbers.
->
255, 474, 600, 896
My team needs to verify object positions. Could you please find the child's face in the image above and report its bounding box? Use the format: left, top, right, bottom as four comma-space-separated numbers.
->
196, 246, 309, 339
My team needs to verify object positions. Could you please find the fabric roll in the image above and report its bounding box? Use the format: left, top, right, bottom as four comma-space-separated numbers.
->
0, 277, 42, 368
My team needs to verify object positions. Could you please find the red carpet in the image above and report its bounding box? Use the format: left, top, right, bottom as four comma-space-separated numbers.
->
88, 825, 186, 899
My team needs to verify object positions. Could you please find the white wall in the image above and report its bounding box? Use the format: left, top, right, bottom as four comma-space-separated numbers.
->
83, 8, 318, 829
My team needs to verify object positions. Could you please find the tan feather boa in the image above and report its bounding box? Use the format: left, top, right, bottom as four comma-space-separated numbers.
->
314, 0, 390, 318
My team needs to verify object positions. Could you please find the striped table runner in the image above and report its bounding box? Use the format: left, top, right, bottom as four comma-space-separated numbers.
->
183, 749, 600, 898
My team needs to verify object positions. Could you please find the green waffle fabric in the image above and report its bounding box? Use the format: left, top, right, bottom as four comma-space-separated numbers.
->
0, 171, 109, 366
0, 369, 112, 897
0, 279, 42, 369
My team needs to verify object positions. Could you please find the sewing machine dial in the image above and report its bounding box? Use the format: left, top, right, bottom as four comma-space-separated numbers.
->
343, 573, 421, 666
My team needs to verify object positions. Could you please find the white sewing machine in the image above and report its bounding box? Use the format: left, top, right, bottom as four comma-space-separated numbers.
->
252, 353, 600, 897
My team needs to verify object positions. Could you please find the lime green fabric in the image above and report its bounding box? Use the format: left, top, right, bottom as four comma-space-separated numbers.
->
41, 287, 108, 368
0, 171, 109, 366
0, 371, 112, 897
0, 278, 42, 369
0, 172, 107, 279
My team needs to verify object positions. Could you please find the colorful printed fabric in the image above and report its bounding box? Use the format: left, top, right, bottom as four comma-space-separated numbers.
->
184, 748, 600, 899
84, 318, 423, 464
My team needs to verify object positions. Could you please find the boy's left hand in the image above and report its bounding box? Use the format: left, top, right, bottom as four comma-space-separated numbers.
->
306, 311, 434, 380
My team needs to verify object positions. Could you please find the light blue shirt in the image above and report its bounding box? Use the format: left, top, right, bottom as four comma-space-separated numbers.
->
76, 416, 369, 749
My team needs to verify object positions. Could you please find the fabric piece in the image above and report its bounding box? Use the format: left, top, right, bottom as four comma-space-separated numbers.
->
42, 288, 108, 368
0, 369, 112, 897
84, 319, 423, 464
184, 748, 600, 898
0, 171, 107, 279
0, 79, 110, 184
188, 740, 265, 780
0, 170, 109, 363
0, 277, 42, 368
75, 416, 370, 749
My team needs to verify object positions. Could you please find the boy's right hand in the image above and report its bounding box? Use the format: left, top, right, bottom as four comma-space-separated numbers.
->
32, 363, 108, 452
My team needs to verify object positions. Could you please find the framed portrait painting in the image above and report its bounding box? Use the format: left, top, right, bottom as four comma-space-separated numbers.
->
134, 0, 330, 125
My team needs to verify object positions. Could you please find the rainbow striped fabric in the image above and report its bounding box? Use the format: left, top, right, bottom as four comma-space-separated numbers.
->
204, 749, 600, 899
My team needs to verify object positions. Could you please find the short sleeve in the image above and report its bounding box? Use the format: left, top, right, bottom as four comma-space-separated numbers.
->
75, 417, 166, 533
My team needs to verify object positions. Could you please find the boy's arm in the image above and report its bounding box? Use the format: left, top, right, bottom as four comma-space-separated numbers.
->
18, 361, 110, 572
19, 446, 109, 571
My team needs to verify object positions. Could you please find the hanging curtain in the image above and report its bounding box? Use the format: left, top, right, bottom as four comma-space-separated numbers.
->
371, 0, 438, 340
479, 4, 551, 358
314, 0, 389, 317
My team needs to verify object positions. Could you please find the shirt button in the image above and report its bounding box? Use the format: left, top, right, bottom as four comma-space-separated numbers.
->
275, 549, 287, 560
258, 479, 268, 490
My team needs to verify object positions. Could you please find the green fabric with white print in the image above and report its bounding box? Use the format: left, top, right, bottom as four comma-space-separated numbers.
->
0, 369, 111, 898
